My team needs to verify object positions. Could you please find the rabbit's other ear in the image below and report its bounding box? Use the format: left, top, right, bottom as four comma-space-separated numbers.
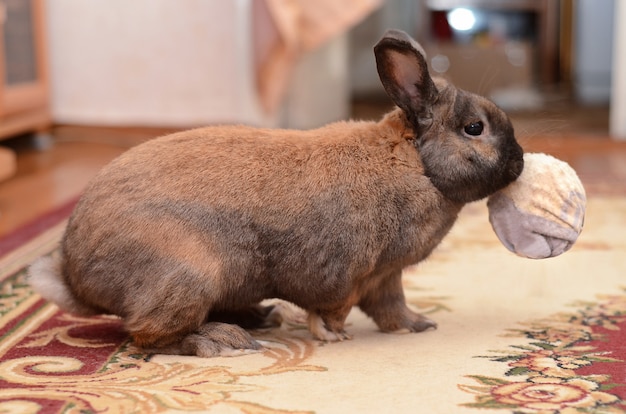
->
374, 30, 438, 131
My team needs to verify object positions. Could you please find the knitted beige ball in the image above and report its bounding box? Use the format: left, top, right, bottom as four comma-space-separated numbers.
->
487, 153, 586, 259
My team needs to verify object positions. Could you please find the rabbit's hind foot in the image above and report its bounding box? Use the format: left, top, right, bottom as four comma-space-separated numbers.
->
137, 322, 263, 358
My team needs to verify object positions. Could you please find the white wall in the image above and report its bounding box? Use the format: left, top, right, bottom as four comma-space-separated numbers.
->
574, 0, 614, 104
46, 0, 273, 127
610, 0, 626, 140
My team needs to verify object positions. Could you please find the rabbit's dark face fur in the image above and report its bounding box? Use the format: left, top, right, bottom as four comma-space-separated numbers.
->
419, 81, 524, 203
375, 30, 524, 204
28, 30, 524, 357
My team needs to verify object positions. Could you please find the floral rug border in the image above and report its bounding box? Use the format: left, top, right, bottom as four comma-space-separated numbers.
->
460, 291, 626, 413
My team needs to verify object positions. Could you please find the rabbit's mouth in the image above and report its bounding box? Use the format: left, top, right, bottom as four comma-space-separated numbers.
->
505, 142, 525, 182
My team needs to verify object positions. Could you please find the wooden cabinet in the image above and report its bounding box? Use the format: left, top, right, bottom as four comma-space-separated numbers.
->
418, 0, 560, 104
0, 0, 50, 141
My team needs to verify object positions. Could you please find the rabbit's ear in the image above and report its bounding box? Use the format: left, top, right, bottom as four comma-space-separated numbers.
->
374, 30, 438, 129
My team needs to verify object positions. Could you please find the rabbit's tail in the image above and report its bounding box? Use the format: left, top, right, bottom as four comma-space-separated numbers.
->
28, 255, 97, 315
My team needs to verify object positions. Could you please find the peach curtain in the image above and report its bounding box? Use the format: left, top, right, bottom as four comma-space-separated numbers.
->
254, 0, 383, 114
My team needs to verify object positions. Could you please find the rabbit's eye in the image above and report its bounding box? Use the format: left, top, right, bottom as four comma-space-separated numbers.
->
464, 121, 484, 136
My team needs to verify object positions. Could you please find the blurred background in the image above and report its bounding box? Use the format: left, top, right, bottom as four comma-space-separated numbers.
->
0, 0, 621, 133
0, 0, 625, 234
351, 0, 623, 139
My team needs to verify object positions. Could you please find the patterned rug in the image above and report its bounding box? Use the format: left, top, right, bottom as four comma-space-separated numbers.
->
1, 197, 625, 414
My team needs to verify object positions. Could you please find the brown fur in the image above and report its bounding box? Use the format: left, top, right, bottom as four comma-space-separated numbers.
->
28, 30, 524, 357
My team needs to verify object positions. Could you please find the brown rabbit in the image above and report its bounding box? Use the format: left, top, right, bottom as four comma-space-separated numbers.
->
28, 30, 524, 357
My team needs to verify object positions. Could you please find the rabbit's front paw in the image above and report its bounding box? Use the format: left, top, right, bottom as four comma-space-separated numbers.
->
391, 311, 438, 334
307, 312, 353, 342
367, 304, 438, 334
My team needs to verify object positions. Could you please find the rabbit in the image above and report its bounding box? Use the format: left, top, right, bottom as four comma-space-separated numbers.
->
28, 29, 524, 357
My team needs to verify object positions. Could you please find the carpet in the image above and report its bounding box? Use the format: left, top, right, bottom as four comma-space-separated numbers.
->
1, 196, 625, 414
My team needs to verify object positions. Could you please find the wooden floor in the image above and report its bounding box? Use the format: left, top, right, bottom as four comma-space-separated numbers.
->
1, 108, 625, 240
0, 126, 178, 238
